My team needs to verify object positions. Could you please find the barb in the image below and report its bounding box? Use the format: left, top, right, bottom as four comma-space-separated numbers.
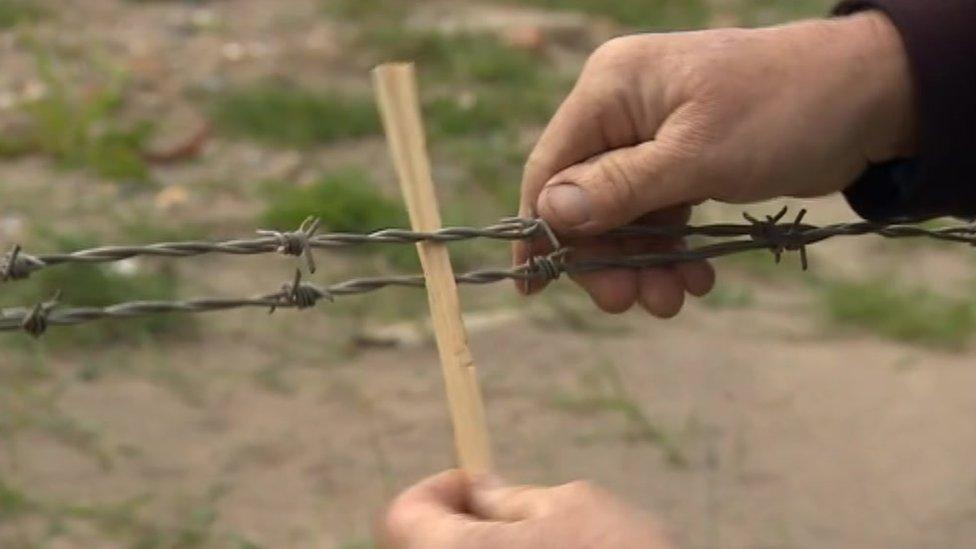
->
20, 291, 61, 338
744, 206, 810, 270
257, 216, 321, 273
2, 207, 975, 336
1, 244, 43, 282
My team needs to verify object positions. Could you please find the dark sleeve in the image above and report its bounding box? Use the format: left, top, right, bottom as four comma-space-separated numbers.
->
833, 0, 976, 222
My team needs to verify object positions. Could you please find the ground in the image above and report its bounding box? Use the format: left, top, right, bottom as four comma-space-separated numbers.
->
1, 1, 975, 548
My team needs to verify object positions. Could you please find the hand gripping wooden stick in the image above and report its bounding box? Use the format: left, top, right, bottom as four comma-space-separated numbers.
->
373, 63, 493, 474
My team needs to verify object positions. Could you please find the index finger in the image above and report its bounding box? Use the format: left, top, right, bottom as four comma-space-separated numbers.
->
513, 89, 615, 294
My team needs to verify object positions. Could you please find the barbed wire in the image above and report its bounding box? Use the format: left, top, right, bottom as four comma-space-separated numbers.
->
4, 209, 975, 283
2, 207, 975, 337
0, 217, 542, 282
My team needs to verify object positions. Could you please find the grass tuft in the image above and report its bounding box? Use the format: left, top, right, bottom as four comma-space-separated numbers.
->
2, 52, 153, 183
367, 30, 542, 87
0, 478, 37, 518
359, 28, 566, 138
0, 0, 46, 29
323, 0, 392, 21
261, 167, 406, 232
210, 84, 381, 146
820, 279, 976, 350
447, 132, 526, 208
736, 0, 834, 26
507, 0, 710, 30
702, 285, 755, 310
261, 167, 418, 269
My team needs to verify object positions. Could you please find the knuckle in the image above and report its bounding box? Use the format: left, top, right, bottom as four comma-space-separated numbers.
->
663, 30, 751, 95
585, 36, 642, 74
523, 149, 550, 175
561, 480, 603, 501
596, 155, 641, 214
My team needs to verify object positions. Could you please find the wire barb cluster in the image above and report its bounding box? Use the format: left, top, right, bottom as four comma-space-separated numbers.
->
744, 206, 810, 270
258, 216, 321, 274
2, 207, 975, 336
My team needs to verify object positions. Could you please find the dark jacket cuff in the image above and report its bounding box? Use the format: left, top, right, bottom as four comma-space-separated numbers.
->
833, 0, 976, 221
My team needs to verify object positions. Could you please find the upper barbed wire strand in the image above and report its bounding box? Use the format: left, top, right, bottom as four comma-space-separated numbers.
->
2, 211, 976, 283
0, 218, 544, 281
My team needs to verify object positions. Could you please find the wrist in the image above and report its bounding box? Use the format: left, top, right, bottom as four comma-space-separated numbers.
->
831, 11, 917, 162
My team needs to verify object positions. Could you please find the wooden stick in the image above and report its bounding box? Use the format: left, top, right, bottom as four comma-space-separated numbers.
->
373, 63, 493, 474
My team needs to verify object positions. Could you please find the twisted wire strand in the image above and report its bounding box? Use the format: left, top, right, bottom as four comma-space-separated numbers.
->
0, 266, 530, 335
0, 218, 543, 282
2, 207, 976, 336
3, 210, 975, 283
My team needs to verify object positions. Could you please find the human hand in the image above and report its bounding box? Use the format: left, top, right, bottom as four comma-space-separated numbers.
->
516, 11, 915, 316
381, 470, 674, 549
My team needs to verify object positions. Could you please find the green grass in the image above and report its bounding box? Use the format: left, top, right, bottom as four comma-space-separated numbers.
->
2, 52, 153, 183
324, 0, 395, 21
448, 132, 525, 208
716, 248, 809, 280
0, 0, 46, 29
702, 285, 755, 310
260, 167, 418, 270
359, 27, 567, 137
20, 90, 153, 182
424, 83, 559, 139
210, 84, 381, 146
261, 167, 406, 232
506, 0, 710, 30
820, 279, 976, 350
736, 0, 833, 26
0, 478, 37, 518
367, 30, 542, 86
327, 0, 828, 33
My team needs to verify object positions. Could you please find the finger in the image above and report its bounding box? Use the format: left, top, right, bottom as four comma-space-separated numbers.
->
515, 63, 670, 290
519, 46, 672, 218
632, 207, 714, 299
567, 238, 638, 314
618, 229, 685, 319
519, 84, 633, 219
536, 138, 704, 235
513, 86, 623, 297
675, 259, 716, 297
469, 478, 556, 522
637, 267, 685, 318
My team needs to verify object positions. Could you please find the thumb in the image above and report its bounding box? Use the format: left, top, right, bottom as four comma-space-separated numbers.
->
536, 140, 699, 234
469, 476, 554, 522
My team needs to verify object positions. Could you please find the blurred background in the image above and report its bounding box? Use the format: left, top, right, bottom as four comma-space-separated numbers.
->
2, 0, 975, 547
